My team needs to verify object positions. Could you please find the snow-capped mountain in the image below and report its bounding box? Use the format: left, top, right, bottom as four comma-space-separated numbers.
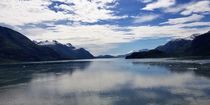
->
36, 40, 94, 59
0, 26, 94, 62
127, 31, 210, 58
0, 26, 60, 62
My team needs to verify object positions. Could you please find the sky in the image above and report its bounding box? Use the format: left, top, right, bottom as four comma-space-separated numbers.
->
0, 0, 210, 55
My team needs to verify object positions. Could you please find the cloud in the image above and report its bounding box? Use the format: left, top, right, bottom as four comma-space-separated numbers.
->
163, 3, 188, 13
0, 0, 124, 26
163, 0, 210, 15
0, 0, 210, 55
130, 25, 210, 39
51, 0, 125, 23
181, 0, 210, 15
0, 0, 66, 26
23, 20, 210, 55
142, 0, 176, 11
140, 0, 153, 3
162, 14, 204, 25
132, 14, 160, 23
179, 22, 210, 28
26, 24, 131, 46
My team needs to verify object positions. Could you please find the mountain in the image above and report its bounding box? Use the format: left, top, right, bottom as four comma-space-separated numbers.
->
0, 26, 94, 62
191, 31, 210, 56
126, 49, 168, 59
36, 40, 94, 59
95, 55, 116, 58
126, 31, 210, 59
156, 39, 192, 56
0, 26, 60, 62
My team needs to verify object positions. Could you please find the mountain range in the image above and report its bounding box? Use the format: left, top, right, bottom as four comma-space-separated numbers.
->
1, 25, 210, 61
35, 40, 94, 59
126, 31, 210, 59
0, 26, 94, 62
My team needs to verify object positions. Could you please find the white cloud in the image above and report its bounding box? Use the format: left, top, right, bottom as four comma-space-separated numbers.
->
179, 22, 210, 27
0, 0, 210, 55
130, 25, 210, 39
27, 25, 129, 44
23, 21, 210, 55
163, 0, 210, 16
0, 0, 123, 26
142, 0, 176, 11
181, 0, 210, 15
51, 0, 125, 23
0, 0, 67, 26
162, 14, 204, 25
133, 14, 160, 23
140, 0, 153, 3
163, 3, 188, 13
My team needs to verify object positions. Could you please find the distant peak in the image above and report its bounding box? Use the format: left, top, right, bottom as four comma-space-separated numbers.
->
36, 40, 61, 45
170, 38, 189, 42
172, 33, 201, 41
139, 49, 149, 52
188, 33, 200, 39
66, 43, 73, 47
52, 40, 58, 43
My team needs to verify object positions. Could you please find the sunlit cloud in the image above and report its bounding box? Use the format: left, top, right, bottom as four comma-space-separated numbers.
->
142, 0, 176, 11
162, 14, 204, 25
140, 0, 154, 3
0, 0, 210, 55
181, 0, 210, 15
164, 0, 210, 15
0, 0, 124, 26
132, 14, 160, 23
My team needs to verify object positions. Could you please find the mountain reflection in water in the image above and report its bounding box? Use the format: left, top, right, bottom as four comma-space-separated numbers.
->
0, 58, 210, 105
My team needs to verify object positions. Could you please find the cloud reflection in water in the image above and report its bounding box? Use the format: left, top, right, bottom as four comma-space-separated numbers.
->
0, 59, 210, 105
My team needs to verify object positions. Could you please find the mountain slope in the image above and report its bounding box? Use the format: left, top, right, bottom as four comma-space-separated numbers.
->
0, 26, 60, 62
126, 49, 168, 59
0, 26, 94, 62
156, 39, 192, 56
36, 40, 94, 59
126, 31, 210, 59
191, 31, 210, 56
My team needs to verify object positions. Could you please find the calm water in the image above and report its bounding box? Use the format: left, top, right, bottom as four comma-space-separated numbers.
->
0, 58, 210, 105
